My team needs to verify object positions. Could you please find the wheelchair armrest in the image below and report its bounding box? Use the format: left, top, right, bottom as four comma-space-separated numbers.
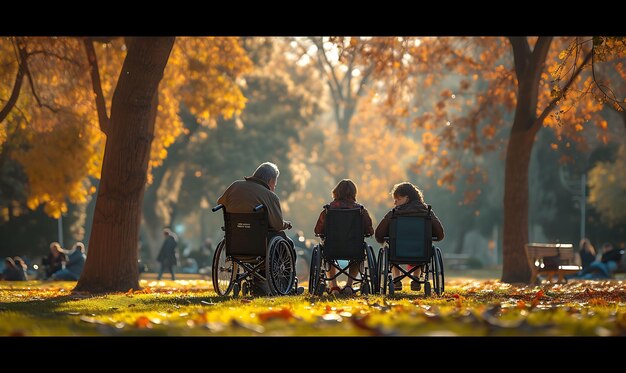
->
211, 204, 224, 212
432, 236, 440, 242
253, 204, 265, 212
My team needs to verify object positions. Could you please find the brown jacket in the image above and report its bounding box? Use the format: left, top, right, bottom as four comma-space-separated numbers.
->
314, 199, 374, 236
374, 200, 444, 243
217, 176, 288, 231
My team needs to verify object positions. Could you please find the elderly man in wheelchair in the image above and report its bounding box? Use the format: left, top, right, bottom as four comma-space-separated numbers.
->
211, 162, 302, 297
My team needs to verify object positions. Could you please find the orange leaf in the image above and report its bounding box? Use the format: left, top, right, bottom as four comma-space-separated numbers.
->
531, 290, 544, 308
258, 308, 295, 322
134, 316, 153, 329
516, 300, 526, 309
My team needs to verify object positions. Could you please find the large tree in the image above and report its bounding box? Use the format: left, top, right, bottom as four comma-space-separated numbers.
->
0, 36, 251, 291
74, 37, 174, 292
356, 36, 623, 282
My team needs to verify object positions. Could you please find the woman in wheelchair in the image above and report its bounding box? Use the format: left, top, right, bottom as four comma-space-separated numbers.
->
314, 179, 374, 295
375, 182, 444, 291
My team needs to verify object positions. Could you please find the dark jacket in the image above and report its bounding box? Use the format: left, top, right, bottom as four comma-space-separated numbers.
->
2, 264, 25, 281
314, 199, 374, 236
43, 252, 68, 279
375, 200, 444, 244
580, 250, 596, 270
157, 235, 178, 266
601, 248, 623, 264
66, 249, 86, 278
217, 176, 289, 232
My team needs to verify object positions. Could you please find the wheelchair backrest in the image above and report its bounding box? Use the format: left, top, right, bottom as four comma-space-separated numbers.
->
224, 210, 268, 257
323, 207, 365, 261
389, 215, 432, 264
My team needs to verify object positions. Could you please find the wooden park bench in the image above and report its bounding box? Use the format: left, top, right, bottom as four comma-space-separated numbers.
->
525, 243, 582, 284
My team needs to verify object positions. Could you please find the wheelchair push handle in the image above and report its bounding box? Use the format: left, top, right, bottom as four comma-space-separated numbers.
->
211, 204, 224, 212
253, 204, 265, 212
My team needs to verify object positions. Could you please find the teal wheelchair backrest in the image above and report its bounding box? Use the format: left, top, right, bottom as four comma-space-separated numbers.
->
389, 215, 432, 264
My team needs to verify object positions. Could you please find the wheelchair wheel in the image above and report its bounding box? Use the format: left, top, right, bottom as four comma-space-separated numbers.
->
212, 239, 237, 296
377, 248, 389, 294
366, 245, 378, 294
309, 245, 322, 295
433, 246, 445, 296
267, 238, 296, 295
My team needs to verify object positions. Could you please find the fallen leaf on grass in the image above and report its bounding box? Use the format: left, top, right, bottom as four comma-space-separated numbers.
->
258, 308, 295, 322
589, 298, 608, 306
531, 289, 544, 308
321, 313, 343, 322
230, 319, 264, 333
134, 316, 153, 328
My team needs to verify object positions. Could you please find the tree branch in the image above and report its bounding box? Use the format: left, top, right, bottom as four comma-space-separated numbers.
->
535, 49, 593, 126
0, 39, 27, 123
508, 37, 531, 79
591, 47, 626, 111
355, 63, 375, 98
529, 37, 553, 82
312, 37, 344, 102
83, 37, 110, 134
22, 54, 59, 113
27, 50, 82, 67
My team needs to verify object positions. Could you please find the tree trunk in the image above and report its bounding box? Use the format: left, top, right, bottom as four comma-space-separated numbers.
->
75, 37, 175, 293
501, 119, 538, 283
337, 105, 354, 178
501, 37, 552, 284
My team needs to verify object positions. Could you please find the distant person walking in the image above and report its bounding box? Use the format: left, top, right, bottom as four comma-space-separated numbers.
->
157, 228, 178, 280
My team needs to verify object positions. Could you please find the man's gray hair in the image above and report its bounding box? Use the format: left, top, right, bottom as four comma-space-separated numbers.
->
252, 162, 280, 183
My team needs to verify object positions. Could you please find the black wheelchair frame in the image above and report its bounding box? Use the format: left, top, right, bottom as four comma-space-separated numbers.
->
211, 204, 297, 297
308, 205, 378, 295
377, 206, 444, 296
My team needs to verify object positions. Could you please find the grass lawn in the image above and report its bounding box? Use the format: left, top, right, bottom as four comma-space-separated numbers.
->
1, 275, 626, 336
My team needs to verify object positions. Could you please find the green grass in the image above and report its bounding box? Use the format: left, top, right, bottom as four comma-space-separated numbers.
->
1, 277, 625, 336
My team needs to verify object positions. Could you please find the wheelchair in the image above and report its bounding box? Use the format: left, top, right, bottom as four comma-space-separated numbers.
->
308, 206, 378, 296
377, 206, 444, 296
211, 203, 298, 297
